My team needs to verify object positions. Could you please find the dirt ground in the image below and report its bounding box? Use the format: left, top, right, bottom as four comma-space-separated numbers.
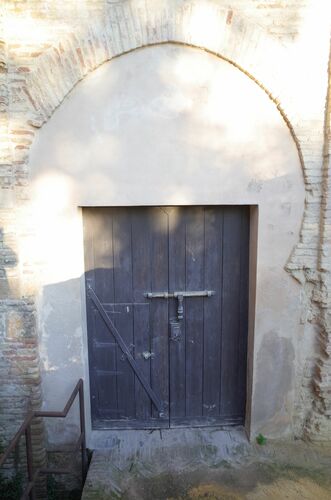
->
122, 461, 331, 499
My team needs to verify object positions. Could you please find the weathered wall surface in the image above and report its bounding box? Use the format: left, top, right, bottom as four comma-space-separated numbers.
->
28, 44, 305, 444
0, 0, 330, 454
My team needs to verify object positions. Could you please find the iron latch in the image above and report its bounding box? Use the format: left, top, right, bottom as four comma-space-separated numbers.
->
144, 290, 215, 321
170, 319, 181, 341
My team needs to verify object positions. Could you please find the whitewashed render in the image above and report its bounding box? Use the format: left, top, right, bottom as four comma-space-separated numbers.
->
29, 44, 304, 445
0, 0, 330, 465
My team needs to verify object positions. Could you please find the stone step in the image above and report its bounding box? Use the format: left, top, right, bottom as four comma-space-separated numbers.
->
82, 428, 252, 499
82, 428, 331, 499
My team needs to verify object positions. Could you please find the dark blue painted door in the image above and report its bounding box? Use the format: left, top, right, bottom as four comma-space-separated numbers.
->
83, 206, 249, 429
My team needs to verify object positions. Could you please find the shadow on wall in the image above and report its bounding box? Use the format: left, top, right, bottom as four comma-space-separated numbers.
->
40, 276, 84, 447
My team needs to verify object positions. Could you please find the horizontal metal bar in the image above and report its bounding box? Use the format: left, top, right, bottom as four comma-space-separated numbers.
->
174, 290, 215, 298
35, 379, 83, 419
144, 291, 170, 298
144, 290, 215, 299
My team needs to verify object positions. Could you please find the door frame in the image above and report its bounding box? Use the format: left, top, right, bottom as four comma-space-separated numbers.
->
79, 204, 258, 441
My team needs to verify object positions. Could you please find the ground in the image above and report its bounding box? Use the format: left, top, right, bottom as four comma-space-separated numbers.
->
121, 462, 331, 499
81, 429, 331, 499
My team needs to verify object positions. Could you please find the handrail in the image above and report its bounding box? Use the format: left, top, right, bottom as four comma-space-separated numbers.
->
0, 378, 87, 500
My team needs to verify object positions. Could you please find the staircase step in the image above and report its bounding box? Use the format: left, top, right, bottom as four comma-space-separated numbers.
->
82, 428, 249, 499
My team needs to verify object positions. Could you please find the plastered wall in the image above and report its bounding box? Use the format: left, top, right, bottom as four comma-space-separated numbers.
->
28, 44, 305, 445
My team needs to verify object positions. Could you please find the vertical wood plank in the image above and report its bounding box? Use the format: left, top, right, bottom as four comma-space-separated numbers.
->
150, 207, 169, 418
84, 209, 119, 420
132, 208, 153, 420
185, 207, 204, 417
203, 207, 223, 417
238, 208, 250, 417
220, 207, 242, 417
169, 207, 186, 419
133, 304, 151, 420
83, 208, 99, 423
94, 342, 118, 410
93, 208, 115, 304
112, 208, 135, 419
91, 210, 115, 348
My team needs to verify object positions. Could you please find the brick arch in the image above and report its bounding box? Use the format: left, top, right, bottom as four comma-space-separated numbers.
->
22, 6, 303, 172
15, 6, 316, 338
18, 4, 310, 280
25, 40, 305, 170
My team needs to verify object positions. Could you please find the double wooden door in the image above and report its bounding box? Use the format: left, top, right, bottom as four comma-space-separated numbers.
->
83, 206, 249, 429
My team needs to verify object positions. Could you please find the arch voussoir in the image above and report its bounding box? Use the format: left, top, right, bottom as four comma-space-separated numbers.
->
20, 4, 289, 141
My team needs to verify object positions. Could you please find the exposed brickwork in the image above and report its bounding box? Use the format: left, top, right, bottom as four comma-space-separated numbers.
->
304, 41, 331, 439
0, 1, 330, 471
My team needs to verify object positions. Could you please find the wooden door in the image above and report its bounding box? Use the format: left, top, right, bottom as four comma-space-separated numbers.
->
83, 206, 249, 430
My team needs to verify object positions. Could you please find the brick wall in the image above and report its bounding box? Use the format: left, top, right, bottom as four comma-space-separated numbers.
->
307, 42, 331, 439
0, 0, 330, 460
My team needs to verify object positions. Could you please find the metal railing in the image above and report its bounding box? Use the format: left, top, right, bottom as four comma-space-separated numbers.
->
0, 378, 87, 500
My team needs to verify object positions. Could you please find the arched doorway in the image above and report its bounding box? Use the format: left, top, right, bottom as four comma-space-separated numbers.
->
29, 44, 304, 443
